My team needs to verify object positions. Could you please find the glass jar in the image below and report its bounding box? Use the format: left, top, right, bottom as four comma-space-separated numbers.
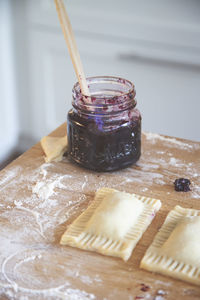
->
67, 76, 141, 172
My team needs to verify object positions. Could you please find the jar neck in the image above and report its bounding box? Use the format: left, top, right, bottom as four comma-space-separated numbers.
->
72, 76, 136, 116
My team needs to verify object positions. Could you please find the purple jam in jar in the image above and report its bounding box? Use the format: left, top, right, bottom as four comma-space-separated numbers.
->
67, 76, 141, 172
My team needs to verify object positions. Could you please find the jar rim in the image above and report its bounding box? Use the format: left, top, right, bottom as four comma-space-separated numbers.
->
73, 75, 135, 103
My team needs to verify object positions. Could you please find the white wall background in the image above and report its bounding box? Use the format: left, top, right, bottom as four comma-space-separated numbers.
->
0, 0, 19, 163
1, 0, 200, 162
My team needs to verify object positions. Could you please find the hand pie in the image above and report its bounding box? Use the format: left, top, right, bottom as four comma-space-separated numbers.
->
40, 135, 67, 162
140, 205, 200, 286
60, 188, 161, 261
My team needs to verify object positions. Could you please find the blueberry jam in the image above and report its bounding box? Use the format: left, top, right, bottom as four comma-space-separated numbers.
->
174, 178, 191, 192
67, 76, 141, 172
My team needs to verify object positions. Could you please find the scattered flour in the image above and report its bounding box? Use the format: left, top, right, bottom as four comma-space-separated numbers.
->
154, 296, 165, 300
14, 206, 46, 240
0, 166, 22, 190
32, 164, 72, 200
32, 180, 59, 200
0, 136, 199, 299
0, 283, 96, 300
142, 187, 149, 192
143, 132, 193, 150
14, 200, 23, 206
157, 290, 166, 295
155, 280, 172, 287
1, 248, 96, 300
0, 161, 97, 299
169, 157, 178, 166
81, 175, 88, 191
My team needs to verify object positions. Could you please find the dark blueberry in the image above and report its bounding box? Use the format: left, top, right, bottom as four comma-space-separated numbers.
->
140, 283, 150, 292
174, 178, 191, 192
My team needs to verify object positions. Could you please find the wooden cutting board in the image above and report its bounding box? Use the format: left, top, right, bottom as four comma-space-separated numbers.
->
0, 123, 200, 300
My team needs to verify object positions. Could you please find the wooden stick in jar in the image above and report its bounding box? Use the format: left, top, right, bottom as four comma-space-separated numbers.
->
54, 0, 90, 97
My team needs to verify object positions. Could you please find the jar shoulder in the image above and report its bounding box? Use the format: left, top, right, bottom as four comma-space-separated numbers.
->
68, 107, 141, 124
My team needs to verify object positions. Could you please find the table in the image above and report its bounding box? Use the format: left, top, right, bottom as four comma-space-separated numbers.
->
0, 123, 200, 299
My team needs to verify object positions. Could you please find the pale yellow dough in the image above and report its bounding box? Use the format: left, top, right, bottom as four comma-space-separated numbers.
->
86, 191, 143, 240
140, 205, 200, 286
40, 135, 67, 162
60, 188, 161, 261
161, 216, 200, 267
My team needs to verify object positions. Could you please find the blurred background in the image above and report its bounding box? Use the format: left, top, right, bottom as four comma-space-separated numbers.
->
0, 0, 200, 169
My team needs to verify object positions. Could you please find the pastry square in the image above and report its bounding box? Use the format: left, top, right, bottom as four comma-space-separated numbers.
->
140, 205, 200, 286
60, 188, 161, 261
41, 135, 67, 162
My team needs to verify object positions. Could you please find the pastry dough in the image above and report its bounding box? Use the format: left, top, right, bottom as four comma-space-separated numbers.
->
86, 191, 143, 240
140, 205, 200, 286
40, 135, 67, 162
60, 188, 161, 261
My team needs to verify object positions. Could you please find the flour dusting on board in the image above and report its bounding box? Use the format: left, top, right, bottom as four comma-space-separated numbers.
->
143, 132, 194, 150
0, 132, 200, 299
0, 161, 98, 299
0, 166, 22, 190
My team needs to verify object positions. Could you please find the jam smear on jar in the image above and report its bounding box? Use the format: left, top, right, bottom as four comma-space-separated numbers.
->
67, 76, 141, 172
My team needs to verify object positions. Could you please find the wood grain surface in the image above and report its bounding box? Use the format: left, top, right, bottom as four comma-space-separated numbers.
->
0, 123, 200, 300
